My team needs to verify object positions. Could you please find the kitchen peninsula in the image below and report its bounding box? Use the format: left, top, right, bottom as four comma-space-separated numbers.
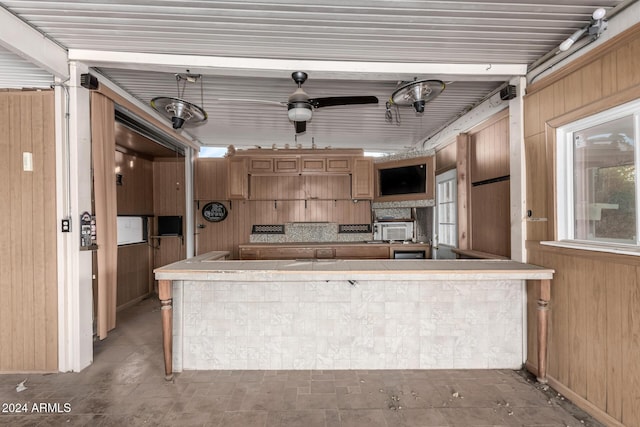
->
154, 253, 554, 383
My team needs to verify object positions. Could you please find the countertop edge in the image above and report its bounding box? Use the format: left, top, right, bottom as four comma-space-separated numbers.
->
154, 254, 554, 281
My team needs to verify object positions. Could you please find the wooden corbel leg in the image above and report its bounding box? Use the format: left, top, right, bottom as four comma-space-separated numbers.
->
536, 279, 551, 383
158, 280, 173, 381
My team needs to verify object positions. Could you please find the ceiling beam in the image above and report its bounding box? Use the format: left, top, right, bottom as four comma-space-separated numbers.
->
0, 6, 68, 78
68, 49, 526, 82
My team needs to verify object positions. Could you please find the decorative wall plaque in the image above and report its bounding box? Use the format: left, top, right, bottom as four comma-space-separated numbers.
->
202, 202, 228, 222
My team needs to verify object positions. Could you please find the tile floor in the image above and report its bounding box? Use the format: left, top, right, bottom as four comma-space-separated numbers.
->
0, 297, 603, 426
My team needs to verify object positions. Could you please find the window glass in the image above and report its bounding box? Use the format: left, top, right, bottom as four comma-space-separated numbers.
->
437, 173, 457, 246
572, 116, 636, 244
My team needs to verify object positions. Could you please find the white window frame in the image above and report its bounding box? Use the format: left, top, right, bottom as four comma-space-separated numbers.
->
433, 168, 458, 259
552, 98, 640, 256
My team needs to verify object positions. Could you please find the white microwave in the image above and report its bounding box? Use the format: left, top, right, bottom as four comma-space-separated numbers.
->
373, 221, 414, 241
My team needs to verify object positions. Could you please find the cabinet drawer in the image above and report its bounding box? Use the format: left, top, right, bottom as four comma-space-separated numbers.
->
239, 248, 258, 260
334, 246, 390, 259
268, 247, 315, 259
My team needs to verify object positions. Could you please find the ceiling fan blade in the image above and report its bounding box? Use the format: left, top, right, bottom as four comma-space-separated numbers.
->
309, 96, 378, 109
294, 121, 307, 134
216, 98, 286, 107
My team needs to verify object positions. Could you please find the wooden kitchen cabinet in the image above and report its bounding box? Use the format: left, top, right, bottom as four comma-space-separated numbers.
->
249, 157, 273, 173
238, 243, 430, 260
315, 248, 335, 259
351, 157, 374, 199
227, 157, 248, 199
326, 157, 351, 172
239, 246, 315, 260
274, 157, 299, 173
249, 156, 299, 174
300, 156, 326, 173
333, 245, 389, 259
223, 148, 369, 202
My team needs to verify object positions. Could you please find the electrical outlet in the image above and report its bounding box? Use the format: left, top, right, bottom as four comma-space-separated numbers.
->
61, 219, 71, 232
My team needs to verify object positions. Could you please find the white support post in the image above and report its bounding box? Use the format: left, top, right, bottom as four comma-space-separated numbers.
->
185, 148, 195, 259
509, 76, 527, 264
506, 76, 528, 364
56, 61, 94, 372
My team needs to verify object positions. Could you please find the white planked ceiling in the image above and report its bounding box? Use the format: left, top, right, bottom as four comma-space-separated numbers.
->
0, 0, 628, 153
0, 45, 52, 88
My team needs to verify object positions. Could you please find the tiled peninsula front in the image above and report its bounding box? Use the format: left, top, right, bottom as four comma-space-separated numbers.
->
155, 255, 553, 380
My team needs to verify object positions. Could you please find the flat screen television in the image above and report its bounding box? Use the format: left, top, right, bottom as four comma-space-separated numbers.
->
379, 164, 427, 196
157, 215, 183, 236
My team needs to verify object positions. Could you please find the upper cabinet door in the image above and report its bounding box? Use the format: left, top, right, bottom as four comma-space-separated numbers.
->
326, 157, 352, 173
300, 156, 326, 173
227, 157, 248, 199
351, 157, 374, 199
273, 157, 300, 173
248, 158, 273, 173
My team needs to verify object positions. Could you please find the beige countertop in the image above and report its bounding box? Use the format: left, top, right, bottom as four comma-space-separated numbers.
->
154, 251, 554, 282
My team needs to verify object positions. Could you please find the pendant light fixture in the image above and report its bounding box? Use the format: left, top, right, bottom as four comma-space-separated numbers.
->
389, 79, 445, 113
151, 72, 208, 130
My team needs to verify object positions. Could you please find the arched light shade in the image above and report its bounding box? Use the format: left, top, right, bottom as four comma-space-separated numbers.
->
390, 80, 445, 113
151, 96, 208, 129
287, 102, 313, 122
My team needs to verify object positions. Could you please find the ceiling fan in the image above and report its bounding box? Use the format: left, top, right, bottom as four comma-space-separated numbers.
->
221, 71, 378, 134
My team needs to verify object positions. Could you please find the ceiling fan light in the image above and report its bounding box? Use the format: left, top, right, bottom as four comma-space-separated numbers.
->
287, 103, 313, 121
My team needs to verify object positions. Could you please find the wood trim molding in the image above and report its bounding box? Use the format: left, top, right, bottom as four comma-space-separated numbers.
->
467, 109, 509, 135
457, 133, 470, 250
547, 83, 640, 129
526, 241, 640, 266
524, 362, 625, 427
527, 22, 640, 94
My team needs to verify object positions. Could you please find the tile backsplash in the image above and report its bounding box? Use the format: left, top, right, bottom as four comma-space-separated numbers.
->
249, 222, 371, 243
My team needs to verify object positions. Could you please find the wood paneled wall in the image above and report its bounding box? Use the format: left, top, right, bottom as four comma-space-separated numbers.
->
250, 175, 351, 200
0, 90, 57, 372
524, 23, 640, 427
469, 113, 509, 183
527, 244, 640, 427
116, 244, 152, 308
195, 158, 227, 200
196, 199, 371, 258
459, 111, 511, 257
470, 180, 510, 256
435, 142, 456, 174
194, 158, 371, 258
153, 158, 186, 268
469, 113, 510, 257
115, 149, 153, 308
115, 150, 153, 215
